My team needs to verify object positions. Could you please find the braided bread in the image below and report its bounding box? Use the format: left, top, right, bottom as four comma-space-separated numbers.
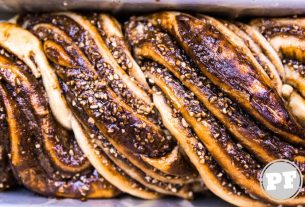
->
0, 11, 305, 206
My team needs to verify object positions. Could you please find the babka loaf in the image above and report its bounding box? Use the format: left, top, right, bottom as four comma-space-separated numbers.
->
0, 11, 304, 206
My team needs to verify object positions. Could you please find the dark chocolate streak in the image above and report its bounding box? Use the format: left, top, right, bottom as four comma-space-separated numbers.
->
0, 48, 118, 198
148, 12, 305, 144
125, 17, 305, 171
255, 18, 305, 40
0, 96, 15, 190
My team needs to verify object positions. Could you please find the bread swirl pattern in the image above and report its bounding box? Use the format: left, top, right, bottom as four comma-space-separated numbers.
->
0, 11, 304, 206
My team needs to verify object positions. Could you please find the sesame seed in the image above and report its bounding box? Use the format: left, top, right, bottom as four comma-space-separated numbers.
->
88, 117, 95, 124
181, 118, 189, 128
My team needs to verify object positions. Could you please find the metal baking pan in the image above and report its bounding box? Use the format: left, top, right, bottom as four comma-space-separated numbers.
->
0, 1, 304, 206
1, 0, 305, 17
0, 189, 229, 207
